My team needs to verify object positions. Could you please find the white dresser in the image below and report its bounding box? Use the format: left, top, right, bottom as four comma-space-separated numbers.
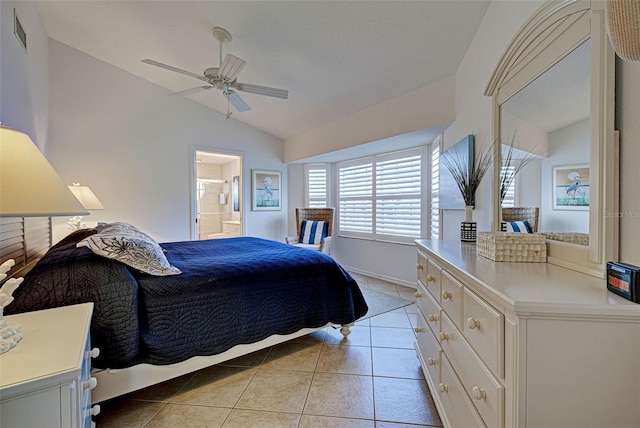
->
414, 240, 640, 428
0, 303, 101, 428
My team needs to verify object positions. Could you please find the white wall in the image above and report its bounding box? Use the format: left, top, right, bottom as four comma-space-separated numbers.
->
284, 77, 455, 163
0, 1, 49, 151
540, 119, 590, 232
287, 163, 305, 237
47, 40, 286, 243
442, 0, 545, 240
617, 59, 640, 266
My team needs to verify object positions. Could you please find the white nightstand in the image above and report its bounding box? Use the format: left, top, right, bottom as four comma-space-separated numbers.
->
0, 303, 100, 428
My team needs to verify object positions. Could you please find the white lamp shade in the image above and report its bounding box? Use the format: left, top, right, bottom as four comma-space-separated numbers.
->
0, 126, 88, 217
68, 185, 104, 210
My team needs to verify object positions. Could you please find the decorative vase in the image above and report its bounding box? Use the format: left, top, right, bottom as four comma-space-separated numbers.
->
464, 206, 473, 222
461, 205, 477, 242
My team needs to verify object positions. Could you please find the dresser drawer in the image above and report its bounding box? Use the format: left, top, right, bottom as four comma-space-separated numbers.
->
440, 356, 486, 428
463, 287, 504, 377
441, 271, 463, 329
415, 281, 441, 337
440, 313, 504, 428
415, 312, 441, 386
425, 258, 442, 301
417, 251, 428, 286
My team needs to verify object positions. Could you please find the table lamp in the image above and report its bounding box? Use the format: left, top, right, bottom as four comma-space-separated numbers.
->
67, 183, 104, 230
0, 125, 88, 354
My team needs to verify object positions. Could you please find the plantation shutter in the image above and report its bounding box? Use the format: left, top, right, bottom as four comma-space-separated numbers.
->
305, 164, 328, 208
501, 164, 516, 207
431, 142, 441, 239
375, 149, 422, 239
338, 159, 373, 235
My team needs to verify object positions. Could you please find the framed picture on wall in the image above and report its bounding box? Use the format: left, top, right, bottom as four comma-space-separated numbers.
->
251, 169, 281, 211
439, 134, 475, 209
552, 164, 590, 210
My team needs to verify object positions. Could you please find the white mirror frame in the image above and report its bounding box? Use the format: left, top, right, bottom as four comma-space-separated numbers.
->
485, 0, 616, 278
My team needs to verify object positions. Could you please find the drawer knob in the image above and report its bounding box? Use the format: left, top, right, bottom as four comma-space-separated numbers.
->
472, 386, 487, 400
417, 264, 424, 270
83, 377, 98, 391
442, 291, 452, 300
414, 327, 424, 333
439, 332, 449, 342
90, 404, 101, 416
427, 358, 438, 366
427, 275, 436, 282
88, 348, 100, 358
467, 317, 480, 330
439, 383, 448, 393
428, 314, 439, 322
415, 292, 423, 298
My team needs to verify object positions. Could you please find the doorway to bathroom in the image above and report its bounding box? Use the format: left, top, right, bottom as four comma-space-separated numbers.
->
193, 149, 243, 240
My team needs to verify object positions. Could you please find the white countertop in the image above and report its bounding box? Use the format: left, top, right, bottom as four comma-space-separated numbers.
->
416, 240, 640, 318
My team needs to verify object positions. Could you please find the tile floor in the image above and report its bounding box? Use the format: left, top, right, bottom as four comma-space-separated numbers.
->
93, 274, 443, 428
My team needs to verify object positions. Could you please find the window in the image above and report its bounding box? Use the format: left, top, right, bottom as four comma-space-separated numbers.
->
501, 164, 516, 208
304, 164, 328, 207
338, 160, 373, 234
338, 147, 423, 243
430, 139, 441, 239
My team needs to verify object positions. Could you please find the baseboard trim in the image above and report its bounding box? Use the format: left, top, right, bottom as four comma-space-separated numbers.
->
342, 265, 416, 289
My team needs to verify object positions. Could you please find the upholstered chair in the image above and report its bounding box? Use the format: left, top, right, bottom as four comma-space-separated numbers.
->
501, 206, 539, 232
285, 208, 335, 254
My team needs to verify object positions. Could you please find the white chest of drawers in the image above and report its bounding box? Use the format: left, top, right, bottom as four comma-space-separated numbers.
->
414, 240, 640, 428
0, 303, 100, 428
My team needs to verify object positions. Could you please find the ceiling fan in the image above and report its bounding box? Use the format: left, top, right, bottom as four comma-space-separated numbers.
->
142, 27, 289, 119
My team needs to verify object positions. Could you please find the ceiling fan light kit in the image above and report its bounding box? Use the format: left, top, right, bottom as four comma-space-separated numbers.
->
141, 26, 289, 118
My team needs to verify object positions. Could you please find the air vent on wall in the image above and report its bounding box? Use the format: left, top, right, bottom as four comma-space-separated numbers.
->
14, 9, 27, 52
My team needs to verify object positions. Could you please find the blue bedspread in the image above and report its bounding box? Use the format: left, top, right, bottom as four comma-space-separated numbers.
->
9, 234, 367, 369
135, 237, 367, 365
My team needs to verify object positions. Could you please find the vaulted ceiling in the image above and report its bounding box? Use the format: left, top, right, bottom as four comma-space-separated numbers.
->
36, 1, 491, 141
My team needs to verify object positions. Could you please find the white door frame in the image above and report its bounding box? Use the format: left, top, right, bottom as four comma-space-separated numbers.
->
189, 145, 244, 240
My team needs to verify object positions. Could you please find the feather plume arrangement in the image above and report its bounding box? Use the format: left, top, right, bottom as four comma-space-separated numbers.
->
441, 139, 493, 207
499, 134, 538, 204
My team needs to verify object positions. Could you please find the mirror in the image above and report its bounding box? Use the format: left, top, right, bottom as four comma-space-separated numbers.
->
500, 40, 591, 244
486, 0, 616, 277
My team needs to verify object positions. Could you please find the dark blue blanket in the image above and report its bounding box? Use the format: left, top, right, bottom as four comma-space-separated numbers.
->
9, 234, 367, 369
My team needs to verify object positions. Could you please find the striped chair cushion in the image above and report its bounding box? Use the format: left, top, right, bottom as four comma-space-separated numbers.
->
299, 220, 329, 244
506, 220, 532, 233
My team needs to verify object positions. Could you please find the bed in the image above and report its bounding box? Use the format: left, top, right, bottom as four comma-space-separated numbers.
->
5, 222, 367, 403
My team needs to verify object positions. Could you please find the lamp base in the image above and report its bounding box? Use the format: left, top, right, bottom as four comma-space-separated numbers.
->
68, 216, 86, 231
0, 314, 22, 354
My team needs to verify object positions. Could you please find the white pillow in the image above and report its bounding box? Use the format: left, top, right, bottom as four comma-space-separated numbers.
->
299, 220, 328, 244
78, 223, 181, 276
506, 220, 532, 233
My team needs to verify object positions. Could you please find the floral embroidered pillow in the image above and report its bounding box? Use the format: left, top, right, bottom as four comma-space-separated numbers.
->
78, 223, 181, 276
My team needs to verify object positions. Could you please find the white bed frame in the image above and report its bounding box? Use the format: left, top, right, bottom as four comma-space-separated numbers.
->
92, 323, 353, 403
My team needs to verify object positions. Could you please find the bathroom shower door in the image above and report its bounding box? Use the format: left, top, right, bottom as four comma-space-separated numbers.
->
192, 149, 243, 240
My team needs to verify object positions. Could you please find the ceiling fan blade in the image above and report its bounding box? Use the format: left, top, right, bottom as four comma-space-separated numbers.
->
226, 90, 251, 112
168, 86, 213, 97
141, 59, 205, 81
235, 83, 289, 99
218, 54, 246, 81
